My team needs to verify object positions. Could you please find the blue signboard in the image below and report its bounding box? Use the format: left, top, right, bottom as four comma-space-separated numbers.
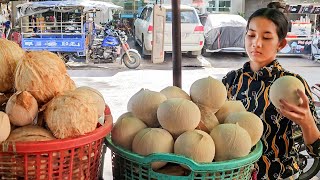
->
22, 37, 85, 52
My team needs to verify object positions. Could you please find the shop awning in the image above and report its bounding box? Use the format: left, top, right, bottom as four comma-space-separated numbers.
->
16, 0, 123, 18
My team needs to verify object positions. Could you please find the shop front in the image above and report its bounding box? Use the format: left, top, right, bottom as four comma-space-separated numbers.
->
278, 3, 320, 60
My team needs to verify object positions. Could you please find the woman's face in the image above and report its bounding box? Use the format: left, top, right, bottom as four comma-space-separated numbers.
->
245, 17, 285, 68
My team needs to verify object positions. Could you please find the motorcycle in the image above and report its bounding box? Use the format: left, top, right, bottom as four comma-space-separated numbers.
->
89, 27, 141, 69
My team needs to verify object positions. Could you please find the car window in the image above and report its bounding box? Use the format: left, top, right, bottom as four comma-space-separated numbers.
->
145, 7, 153, 21
140, 8, 147, 20
166, 9, 198, 23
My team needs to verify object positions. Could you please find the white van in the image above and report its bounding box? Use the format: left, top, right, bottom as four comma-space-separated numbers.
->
133, 4, 204, 57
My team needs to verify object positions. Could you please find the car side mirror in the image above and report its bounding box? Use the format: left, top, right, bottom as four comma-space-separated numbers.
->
134, 13, 139, 19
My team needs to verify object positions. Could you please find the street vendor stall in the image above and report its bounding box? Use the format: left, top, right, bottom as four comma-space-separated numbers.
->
279, 4, 320, 60
16, 0, 123, 62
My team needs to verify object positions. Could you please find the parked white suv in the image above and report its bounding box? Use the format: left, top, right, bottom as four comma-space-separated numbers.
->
134, 4, 204, 57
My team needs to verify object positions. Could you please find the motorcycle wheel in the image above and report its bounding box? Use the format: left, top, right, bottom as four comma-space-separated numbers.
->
122, 51, 141, 69
57, 52, 70, 63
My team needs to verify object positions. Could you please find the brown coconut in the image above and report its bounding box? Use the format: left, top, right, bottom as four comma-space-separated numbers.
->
0, 112, 11, 142
0, 39, 25, 92
44, 92, 98, 139
196, 104, 219, 133
15, 51, 76, 105
7, 125, 55, 142
215, 100, 246, 124
74, 86, 105, 117
5, 91, 38, 126
160, 86, 191, 100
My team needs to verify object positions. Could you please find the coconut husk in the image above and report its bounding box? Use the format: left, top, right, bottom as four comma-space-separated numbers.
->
0, 92, 13, 111
6, 125, 55, 142
74, 86, 105, 117
0, 39, 25, 92
14, 51, 74, 105
44, 92, 98, 139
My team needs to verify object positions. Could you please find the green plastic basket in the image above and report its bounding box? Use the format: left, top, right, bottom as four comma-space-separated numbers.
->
106, 136, 262, 180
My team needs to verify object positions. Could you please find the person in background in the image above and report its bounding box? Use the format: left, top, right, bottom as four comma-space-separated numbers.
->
85, 18, 95, 49
222, 8, 320, 180
3, 19, 10, 38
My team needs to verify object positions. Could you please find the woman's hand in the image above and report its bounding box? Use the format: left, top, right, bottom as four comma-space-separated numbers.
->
278, 89, 313, 127
278, 89, 320, 144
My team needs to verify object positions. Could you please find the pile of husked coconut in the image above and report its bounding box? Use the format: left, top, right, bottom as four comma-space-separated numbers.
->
0, 39, 106, 143
111, 76, 265, 175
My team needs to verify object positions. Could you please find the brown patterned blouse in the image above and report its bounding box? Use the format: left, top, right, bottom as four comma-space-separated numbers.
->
222, 60, 319, 179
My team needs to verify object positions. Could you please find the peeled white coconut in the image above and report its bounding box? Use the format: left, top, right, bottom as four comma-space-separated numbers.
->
196, 104, 219, 133
269, 76, 305, 109
210, 124, 251, 161
132, 128, 174, 170
174, 130, 215, 165
190, 76, 227, 111
111, 116, 147, 150
160, 86, 191, 100
157, 98, 201, 137
127, 89, 167, 127
0, 112, 10, 142
215, 101, 246, 124
225, 111, 263, 147
5, 91, 38, 126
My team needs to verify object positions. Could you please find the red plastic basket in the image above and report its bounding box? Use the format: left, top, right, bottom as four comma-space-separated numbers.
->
0, 105, 113, 180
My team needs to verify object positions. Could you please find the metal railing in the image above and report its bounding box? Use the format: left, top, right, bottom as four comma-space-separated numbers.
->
20, 19, 85, 38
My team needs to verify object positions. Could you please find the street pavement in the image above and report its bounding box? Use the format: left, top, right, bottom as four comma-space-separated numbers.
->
67, 52, 320, 179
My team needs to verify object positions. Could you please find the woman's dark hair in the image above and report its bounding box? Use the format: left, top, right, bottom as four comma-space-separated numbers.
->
267, 2, 284, 9
247, 8, 288, 41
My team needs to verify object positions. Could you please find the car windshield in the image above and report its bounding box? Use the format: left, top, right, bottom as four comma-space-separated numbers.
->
166, 9, 198, 23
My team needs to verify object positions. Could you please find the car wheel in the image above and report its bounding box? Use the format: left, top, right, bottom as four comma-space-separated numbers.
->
133, 27, 139, 46
201, 47, 211, 57
187, 51, 198, 58
142, 38, 151, 58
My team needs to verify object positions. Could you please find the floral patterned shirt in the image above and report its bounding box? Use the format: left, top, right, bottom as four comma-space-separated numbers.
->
222, 60, 319, 179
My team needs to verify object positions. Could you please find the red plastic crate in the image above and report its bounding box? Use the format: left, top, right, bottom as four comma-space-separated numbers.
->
0, 105, 113, 180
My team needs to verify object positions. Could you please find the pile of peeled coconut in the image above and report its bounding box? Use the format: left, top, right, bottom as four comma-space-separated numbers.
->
111, 62, 305, 175
111, 76, 265, 175
0, 39, 107, 143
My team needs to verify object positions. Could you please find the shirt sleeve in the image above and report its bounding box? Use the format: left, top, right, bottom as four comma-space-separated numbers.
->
306, 138, 320, 157
296, 75, 320, 157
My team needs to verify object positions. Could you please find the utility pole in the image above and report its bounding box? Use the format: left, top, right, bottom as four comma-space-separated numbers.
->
172, 0, 182, 88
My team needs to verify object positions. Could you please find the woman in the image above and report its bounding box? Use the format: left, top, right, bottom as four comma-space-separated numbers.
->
222, 8, 320, 179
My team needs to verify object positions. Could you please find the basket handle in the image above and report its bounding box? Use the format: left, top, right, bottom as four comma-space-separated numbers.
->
99, 104, 113, 126
106, 136, 262, 172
